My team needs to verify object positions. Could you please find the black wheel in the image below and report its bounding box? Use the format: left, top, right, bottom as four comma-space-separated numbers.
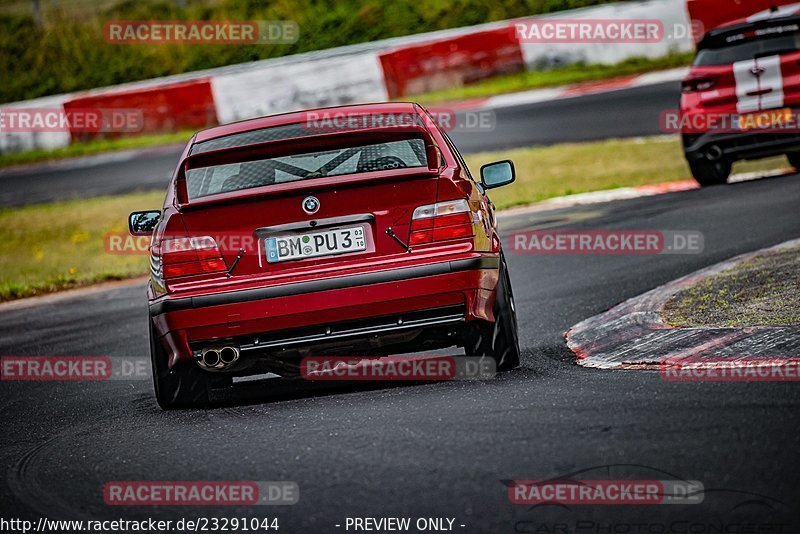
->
465, 255, 520, 371
786, 152, 800, 169
688, 158, 731, 186
149, 322, 211, 409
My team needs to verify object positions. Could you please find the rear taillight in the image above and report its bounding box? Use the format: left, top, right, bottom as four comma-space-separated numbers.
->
681, 76, 716, 93
409, 199, 475, 246
157, 236, 227, 279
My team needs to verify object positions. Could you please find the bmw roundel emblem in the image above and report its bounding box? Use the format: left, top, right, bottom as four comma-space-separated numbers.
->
302, 196, 320, 215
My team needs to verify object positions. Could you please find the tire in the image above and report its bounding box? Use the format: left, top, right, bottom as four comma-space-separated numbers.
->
464, 255, 521, 372
150, 322, 211, 409
688, 158, 731, 186
787, 152, 800, 169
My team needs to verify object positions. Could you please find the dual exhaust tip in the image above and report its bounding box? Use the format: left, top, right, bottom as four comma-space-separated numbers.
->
198, 346, 240, 370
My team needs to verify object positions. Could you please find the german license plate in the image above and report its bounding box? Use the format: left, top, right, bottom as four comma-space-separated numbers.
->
265, 225, 366, 263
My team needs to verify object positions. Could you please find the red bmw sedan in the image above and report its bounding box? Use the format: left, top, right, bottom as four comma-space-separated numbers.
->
129, 102, 519, 408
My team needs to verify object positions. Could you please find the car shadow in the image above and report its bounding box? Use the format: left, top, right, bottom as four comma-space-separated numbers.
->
203, 350, 491, 409
207, 374, 450, 408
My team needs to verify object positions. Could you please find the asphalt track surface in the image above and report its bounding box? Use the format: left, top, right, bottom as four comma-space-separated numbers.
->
0, 81, 680, 207
1, 172, 799, 530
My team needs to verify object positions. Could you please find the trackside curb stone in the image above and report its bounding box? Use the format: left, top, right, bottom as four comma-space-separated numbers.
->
565, 238, 800, 369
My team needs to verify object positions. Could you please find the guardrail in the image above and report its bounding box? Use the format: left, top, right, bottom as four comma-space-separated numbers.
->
0, 0, 692, 154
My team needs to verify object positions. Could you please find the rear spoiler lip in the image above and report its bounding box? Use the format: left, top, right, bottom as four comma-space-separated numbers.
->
175, 166, 441, 212
192, 103, 429, 145
188, 122, 435, 159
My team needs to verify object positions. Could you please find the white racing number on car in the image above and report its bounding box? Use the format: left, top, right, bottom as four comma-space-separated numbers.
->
734, 55, 785, 113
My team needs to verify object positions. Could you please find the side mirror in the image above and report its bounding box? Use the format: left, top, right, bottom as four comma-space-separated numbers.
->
128, 210, 161, 236
480, 160, 515, 189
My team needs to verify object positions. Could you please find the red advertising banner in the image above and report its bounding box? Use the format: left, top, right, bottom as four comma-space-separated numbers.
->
378, 26, 523, 99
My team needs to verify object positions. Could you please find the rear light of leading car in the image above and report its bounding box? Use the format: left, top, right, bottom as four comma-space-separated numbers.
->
157, 236, 227, 279
681, 76, 717, 93
409, 199, 475, 245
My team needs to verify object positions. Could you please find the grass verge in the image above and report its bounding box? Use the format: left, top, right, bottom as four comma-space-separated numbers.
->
464, 136, 785, 210
0, 191, 163, 301
413, 53, 693, 105
0, 136, 788, 302
662, 245, 800, 327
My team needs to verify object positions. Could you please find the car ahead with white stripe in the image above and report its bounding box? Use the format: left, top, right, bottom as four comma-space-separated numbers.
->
680, 4, 800, 185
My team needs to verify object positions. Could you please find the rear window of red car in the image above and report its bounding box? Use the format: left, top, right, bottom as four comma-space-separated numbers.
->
185, 137, 428, 200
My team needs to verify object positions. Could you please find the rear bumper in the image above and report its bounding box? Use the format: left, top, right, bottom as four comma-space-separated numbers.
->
150, 255, 500, 367
683, 132, 800, 162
